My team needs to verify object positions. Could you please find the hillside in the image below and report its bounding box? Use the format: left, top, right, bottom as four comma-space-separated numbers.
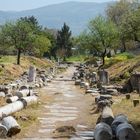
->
0, 1, 114, 35
0, 56, 53, 84
105, 53, 140, 84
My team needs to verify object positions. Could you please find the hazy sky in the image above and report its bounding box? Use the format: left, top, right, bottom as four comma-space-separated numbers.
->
0, 0, 116, 11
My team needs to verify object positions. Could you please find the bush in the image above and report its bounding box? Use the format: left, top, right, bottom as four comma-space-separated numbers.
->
115, 52, 134, 61
66, 55, 86, 62
123, 71, 131, 79
105, 52, 134, 68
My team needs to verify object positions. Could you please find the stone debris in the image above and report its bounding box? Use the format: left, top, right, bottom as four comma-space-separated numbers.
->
53, 126, 76, 138
73, 63, 137, 140
0, 65, 57, 138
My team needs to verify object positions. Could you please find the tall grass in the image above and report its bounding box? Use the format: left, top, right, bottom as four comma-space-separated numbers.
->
105, 52, 134, 67
66, 55, 87, 62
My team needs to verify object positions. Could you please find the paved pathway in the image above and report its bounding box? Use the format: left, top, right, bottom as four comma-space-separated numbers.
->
23, 66, 94, 140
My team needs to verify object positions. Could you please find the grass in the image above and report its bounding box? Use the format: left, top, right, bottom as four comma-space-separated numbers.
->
15, 103, 39, 128
0, 55, 54, 135
66, 55, 87, 62
12, 89, 54, 139
105, 52, 134, 68
0, 55, 16, 64
112, 94, 140, 139
105, 52, 140, 84
0, 55, 53, 84
11, 103, 40, 139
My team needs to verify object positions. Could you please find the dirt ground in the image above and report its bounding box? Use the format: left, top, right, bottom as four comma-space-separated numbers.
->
12, 66, 97, 140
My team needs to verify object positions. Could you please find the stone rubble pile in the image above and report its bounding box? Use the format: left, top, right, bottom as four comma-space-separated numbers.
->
0, 65, 56, 138
73, 63, 137, 140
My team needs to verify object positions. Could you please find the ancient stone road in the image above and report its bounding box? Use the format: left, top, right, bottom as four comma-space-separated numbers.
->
22, 66, 94, 140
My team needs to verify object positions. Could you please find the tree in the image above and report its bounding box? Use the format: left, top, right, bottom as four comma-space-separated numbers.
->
106, 0, 131, 52
121, 7, 140, 43
0, 16, 40, 65
74, 31, 98, 56
106, 0, 130, 25
20, 16, 41, 33
56, 23, 73, 61
32, 35, 51, 57
106, 0, 140, 51
88, 16, 119, 66
43, 28, 58, 60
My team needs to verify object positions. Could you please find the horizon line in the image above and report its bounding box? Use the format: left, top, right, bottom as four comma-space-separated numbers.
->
0, 0, 116, 12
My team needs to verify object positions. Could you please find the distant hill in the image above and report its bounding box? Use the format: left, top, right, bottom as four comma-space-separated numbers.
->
0, 1, 115, 35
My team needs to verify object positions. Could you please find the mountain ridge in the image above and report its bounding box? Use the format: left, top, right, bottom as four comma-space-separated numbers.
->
0, 1, 115, 35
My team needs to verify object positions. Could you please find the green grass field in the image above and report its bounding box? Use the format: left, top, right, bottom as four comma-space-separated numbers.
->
66, 55, 87, 62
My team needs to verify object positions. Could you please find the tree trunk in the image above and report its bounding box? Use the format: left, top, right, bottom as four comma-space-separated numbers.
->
102, 56, 105, 66
121, 39, 126, 52
17, 48, 21, 65
102, 48, 106, 66
63, 56, 66, 62
134, 33, 140, 42
98, 49, 107, 70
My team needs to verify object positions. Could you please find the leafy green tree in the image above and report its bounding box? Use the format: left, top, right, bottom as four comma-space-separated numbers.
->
43, 28, 58, 60
0, 28, 12, 55
106, 0, 140, 51
1, 22, 33, 65
0, 16, 41, 65
20, 16, 41, 33
74, 32, 96, 56
56, 23, 73, 61
121, 7, 140, 43
106, 0, 130, 25
89, 16, 119, 66
32, 35, 51, 57
106, 0, 131, 52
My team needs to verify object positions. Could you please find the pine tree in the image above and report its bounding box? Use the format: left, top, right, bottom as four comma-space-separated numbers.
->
56, 23, 73, 61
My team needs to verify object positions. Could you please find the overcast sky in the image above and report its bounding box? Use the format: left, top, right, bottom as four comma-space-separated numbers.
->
0, 0, 117, 11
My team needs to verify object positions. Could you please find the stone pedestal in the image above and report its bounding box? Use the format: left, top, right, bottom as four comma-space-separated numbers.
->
98, 70, 109, 85
28, 66, 36, 82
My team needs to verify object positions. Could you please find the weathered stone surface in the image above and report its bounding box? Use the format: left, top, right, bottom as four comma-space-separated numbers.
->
126, 94, 131, 100
98, 70, 109, 85
130, 73, 140, 91
94, 122, 112, 140
0, 92, 5, 97
6, 96, 19, 103
0, 85, 11, 94
0, 101, 25, 119
101, 106, 114, 126
53, 126, 76, 138
116, 123, 136, 140
2, 116, 21, 137
0, 124, 8, 138
89, 72, 97, 85
133, 99, 139, 107
15, 89, 30, 98
111, 114, 128, 134
28, 66, 36, 82
75, 80, 81, 85
124, 73, 140, 93
96, 95, 112, 103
